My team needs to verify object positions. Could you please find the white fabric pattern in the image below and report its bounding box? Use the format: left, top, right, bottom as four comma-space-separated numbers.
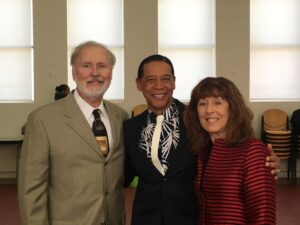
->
151, 115, 165, 175
139, 100, 180, 175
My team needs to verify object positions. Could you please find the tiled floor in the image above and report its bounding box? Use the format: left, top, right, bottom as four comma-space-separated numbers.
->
0, 183, 20, 225
1, 179, 299, 225
276, 179, 300, 225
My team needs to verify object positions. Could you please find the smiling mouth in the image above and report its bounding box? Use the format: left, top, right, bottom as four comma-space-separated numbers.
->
87, 80, 104, 85
206, 117, 218, 122
152, 94, 166, 99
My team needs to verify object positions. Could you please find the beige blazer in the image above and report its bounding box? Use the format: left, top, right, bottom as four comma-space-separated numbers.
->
18, 94, 128, 225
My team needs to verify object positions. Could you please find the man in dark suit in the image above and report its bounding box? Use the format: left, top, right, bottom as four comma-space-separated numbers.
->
18, 41, 128, 225
124, 54, 280, 225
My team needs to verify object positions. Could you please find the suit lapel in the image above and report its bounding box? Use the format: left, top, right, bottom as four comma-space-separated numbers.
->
63, 94, 103, 157
103, 101, 123, 157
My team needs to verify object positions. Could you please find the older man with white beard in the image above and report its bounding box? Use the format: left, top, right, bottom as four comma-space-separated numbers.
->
18, 41, 128, 225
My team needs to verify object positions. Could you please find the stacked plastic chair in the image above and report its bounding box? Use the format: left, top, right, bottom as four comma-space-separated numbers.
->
261, 109, 295, 182
132, 104, 148, 117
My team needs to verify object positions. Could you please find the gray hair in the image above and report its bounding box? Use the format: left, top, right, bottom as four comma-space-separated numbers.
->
70, 41, 116, 67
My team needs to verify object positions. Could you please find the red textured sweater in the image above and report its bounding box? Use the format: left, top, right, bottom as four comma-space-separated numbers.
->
195, 139, 276, 225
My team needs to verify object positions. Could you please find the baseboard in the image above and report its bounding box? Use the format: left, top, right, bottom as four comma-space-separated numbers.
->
0, 178, 16, 184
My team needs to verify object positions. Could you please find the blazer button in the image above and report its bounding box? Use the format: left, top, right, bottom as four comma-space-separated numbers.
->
104, 161, 107, 166
105, 191, 108, 196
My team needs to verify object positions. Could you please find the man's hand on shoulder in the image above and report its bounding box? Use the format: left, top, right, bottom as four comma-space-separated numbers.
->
265, 143, 281, 180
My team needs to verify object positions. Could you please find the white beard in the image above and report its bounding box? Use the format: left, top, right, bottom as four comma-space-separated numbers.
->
75, 79, 111, 102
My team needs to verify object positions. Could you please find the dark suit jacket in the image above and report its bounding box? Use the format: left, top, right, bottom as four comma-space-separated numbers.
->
124, 99, 198, 225
18, 94, 128, 225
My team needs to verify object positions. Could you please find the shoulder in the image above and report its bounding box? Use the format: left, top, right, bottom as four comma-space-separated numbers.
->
25, 98, 70, 135
174, 98, 187, 112
247, 138, 266, 152
103, 100, 126, 114
243, 138, 268, 161
103, 100, 129, 120
28, 98, 66, 120
124, 110, 147, 128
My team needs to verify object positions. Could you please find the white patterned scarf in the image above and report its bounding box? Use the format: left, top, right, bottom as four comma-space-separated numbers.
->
139, 100, 180, 175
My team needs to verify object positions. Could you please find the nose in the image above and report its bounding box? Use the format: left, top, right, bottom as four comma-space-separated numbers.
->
153, 78, 163, 89
206, 102, 214, 113
91, 65, 99, 76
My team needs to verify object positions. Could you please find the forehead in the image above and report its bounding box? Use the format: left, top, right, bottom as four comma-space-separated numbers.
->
76, 46, 109, 63
143, 61, 172, 76
199, 96, 225, 101
199, 86, 226, 98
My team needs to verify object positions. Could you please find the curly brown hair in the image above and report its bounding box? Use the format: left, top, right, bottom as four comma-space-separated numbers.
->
184, 77, 254, 153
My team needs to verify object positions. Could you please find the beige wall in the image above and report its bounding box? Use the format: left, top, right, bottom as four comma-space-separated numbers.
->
1, 0, 299, 178
215, 0, 299, 136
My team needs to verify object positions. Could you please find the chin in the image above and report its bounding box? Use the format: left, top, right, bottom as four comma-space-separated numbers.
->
79, 88, 103, 101
82, 84, 109, 98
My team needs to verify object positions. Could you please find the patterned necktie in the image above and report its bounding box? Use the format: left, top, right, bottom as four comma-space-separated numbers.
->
151, 114, 165, 175
92, 109, 109, 156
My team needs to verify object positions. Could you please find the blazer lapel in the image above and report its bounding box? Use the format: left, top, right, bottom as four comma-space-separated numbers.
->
63, 94, 103, 157
104, 101, 123, 157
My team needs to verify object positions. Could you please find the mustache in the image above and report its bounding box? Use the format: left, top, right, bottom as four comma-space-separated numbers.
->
87, 77, 105, 83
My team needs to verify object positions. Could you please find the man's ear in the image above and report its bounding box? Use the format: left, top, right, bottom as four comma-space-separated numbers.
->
173, 76, 176, 89
72, 68, 76, 81
136, 78, 142, 91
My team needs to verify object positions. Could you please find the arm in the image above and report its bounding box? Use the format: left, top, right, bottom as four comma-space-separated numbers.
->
18, 113, 50, 225
123, 121, 138, 187
124, 150, 138, 187
265, 143, 281, 180
243, 141, 276, 225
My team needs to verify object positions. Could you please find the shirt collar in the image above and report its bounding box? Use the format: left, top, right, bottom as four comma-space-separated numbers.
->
73, 89, 105, 121
147, 98, 176, 123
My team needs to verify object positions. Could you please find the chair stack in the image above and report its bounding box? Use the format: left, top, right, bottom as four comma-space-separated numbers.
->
261, 109, 295, 182
132, 104, 148, 117
263, 130, 292, 159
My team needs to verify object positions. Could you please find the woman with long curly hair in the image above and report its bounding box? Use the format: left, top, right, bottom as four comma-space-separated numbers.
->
184, 77, 276, 225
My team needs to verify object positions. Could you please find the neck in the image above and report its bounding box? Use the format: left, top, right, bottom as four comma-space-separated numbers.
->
149, 99, 174, 115
76, 89, 103, 108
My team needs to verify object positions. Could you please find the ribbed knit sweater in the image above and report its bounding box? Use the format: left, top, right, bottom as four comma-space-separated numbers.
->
195, 139, 276, 225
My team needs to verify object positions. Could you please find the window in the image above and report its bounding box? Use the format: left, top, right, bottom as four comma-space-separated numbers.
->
67, 0, 124, 100
0, 0, 33, 102
250, 0, 300, 101
158, 0, 215, 101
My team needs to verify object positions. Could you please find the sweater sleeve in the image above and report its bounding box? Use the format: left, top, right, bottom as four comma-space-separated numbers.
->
243, 140, 276, 225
